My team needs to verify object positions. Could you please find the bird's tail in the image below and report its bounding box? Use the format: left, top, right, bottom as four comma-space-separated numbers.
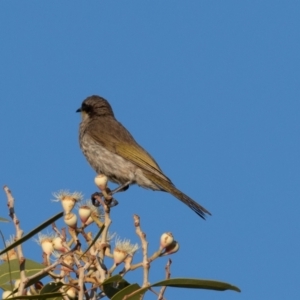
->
147, 173, 211, 219
167, 185, 211, 219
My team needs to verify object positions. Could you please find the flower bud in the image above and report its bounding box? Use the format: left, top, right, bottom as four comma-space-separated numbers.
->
0, 249, 17, 262
160, 232, 174, 250
113, 248, 127, 265
94, 174, 108, 190
61, 197, 77, 214
8, 249, 17, 261
2, 291, 13, 299
66, 287, 77, 299
78, 206, 91, 224
64, 213, 77, 228
160, 240, 180, 256
41, 238, 54, 255
53, 191, 82, 214
52, 237, 67, 253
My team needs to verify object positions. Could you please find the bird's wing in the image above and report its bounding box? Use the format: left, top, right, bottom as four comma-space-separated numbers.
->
86, 118, 172, 182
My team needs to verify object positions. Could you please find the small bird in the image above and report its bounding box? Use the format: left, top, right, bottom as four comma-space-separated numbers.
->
77, 95, 211, 219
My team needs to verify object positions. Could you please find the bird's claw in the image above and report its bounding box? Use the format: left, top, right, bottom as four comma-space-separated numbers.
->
104, 197, 119, 207
91, 192, 102, 207
91, 191, 119, 208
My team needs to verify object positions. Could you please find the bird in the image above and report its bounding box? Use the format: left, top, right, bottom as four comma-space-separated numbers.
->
76, 95, 211, 219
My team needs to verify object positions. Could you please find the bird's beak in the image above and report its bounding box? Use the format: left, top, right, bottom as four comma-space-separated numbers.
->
76, 108, 82, 113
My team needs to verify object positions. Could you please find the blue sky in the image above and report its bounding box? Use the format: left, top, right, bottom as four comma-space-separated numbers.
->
0, 1, 299, 299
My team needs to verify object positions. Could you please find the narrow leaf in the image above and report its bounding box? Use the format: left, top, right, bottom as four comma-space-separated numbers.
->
7, 292, 63, 299
0, 212, 64, 256
102, 274, 130, 298
0, 217, 9, 223
102, 275, 127, 285
152, 278, 241, 292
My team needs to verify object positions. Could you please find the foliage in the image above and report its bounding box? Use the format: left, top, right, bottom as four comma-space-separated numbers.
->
0, 180, 240, 299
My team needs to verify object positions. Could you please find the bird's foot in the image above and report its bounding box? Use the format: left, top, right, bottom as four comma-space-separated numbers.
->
91, 192, 119, 208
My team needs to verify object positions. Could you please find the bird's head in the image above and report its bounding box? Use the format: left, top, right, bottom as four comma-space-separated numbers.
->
76, 95, 114, 120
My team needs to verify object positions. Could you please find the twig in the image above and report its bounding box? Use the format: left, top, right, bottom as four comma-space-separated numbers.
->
3, 186, 27, 296
158, 259, 172, 300
133, 214, 149, 288
91, 193, 112, 282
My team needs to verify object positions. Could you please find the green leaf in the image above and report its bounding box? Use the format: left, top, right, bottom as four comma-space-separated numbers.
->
0, 283, 12, 291
79, 224, 105, 259
102, 274, 131, 298
111, 284, 143, 300
102, 275, 126, 285
152, 278, 241, 292
0, 217, 9, 223
0, 211, 64, 256
39, 282, 64, 300
0, 259, 45, 287
7, 292, 63, 299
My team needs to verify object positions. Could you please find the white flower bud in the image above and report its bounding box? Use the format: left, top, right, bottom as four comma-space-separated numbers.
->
35, 233, 56, 255
41, 238, 54, 255
78, 206, 91, 223
94, 174, 108, 190
113, 248, 127, 264
61, 197, 76, 214
2, 291, 13, 299
0, 249, 17, 262
160, 232, 174, 249
52, 237, 67, 253
53, 191, 83, 214
160, 241, 180, 256
0, 236, 17, 262
66, 287, 77, 299
64, 213, 77, 228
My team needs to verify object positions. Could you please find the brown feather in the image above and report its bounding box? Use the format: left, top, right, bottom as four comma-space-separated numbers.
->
144, 172, 211, 219
86, 116, 171, 182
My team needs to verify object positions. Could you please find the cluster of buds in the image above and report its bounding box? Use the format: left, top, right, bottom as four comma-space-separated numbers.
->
0, 236, 17, 262
35, 232, 70, 267
2, 280, 44, 299
35, 233, 68, 255
53, 190, 104, 230
53, 190, 82, 229
1, 178, 181, 300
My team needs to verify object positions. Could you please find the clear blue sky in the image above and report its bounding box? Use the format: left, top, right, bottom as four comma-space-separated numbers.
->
1, 2, 299, 299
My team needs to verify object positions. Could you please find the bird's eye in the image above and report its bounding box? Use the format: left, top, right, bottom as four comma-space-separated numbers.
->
82, 103, 92, 113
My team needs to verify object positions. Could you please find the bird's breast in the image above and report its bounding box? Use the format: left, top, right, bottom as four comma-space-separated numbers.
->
80, 133, 136, 184
79, 133, 162, 190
